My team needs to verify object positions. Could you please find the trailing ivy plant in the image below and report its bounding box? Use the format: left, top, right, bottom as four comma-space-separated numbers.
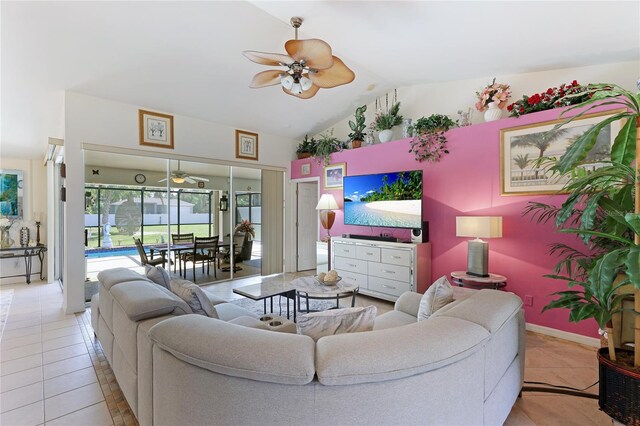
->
407, 114, 457, 163
314, 129, 343, 166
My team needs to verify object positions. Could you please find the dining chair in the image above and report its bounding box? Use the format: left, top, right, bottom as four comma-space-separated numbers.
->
134, 237, 166, 268
171, 233, 194, 274
182, 236, 219, 281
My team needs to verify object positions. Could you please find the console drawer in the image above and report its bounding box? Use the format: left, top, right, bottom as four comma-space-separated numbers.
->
368, 262, 410, 282
369, 276, 411, 298
381, 248, 412, 266
356, 246, 381, 262
334, 257, 367, 274
333, 243, 356, 259
336, 270, 368, 288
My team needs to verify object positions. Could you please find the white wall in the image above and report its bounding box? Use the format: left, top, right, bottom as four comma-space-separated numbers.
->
320, 60, 640, 142
63, 92, 297, 312
0, 157, 48, 284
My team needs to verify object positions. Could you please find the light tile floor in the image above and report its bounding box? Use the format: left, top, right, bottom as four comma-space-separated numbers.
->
1, 278, 615, 425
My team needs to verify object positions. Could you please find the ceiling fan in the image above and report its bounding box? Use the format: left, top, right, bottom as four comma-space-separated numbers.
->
242, 17, 355, 99
158, 161, 210, 184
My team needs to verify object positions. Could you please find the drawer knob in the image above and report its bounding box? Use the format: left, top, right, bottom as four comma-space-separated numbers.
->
382, 270, 395, 274
348, 263, 356, 267
382, 284, 396, 289
392, 256, 401, 259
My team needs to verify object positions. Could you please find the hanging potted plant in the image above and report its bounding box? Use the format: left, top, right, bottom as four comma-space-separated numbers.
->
314, 128, 343, 165
372, 102, 403, 143
407, 114, 457, 162
523, 83, 639, 425
296, 135, 317, 159
348, 105, 367, 149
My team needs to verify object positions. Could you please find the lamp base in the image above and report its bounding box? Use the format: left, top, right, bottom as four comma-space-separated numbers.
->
467, 239, 489, 277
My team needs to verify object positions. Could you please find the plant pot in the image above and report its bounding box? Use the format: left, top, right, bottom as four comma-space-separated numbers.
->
240, 239, 253, 261
297, 152, 312, 159
351, 139, 362, 149
483, 102, 503, 122
598, 347, 640, 425
378, 129, 393, 143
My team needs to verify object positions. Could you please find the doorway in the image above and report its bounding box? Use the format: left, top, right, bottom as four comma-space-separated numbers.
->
296, 181, 318, 271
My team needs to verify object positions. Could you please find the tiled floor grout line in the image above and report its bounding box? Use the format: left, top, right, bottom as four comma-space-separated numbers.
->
44, 400, 107, 424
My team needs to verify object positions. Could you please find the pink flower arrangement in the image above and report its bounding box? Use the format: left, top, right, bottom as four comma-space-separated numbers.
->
475, 78, 512, 111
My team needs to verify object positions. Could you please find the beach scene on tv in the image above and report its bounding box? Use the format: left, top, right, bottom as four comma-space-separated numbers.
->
343, 171, 422, 228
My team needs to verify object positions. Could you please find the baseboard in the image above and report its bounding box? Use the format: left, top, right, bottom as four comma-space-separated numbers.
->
526, 323, 600, 348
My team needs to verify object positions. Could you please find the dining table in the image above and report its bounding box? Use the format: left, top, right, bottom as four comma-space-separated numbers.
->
148, 239, 239, 277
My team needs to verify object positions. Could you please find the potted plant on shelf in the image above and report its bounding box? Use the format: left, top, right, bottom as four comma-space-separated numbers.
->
314, 128, 343, 165
407, 114, 457, 162
348, 105, 367, 148
475, 78, 512, 122
372, 102, 403, 143
296, 135, 317, 159
523, 83, 639, 425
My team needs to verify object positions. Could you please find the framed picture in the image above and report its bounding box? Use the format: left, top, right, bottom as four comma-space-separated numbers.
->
0, 169, 24, 219
301, 163, 311, 176
139, 109, 174, 149
500, 109, 624, 195
235, 130, 259, 161
324, 163, 346, 189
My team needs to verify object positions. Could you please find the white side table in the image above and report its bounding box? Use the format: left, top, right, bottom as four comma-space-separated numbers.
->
450, 271, 507, 290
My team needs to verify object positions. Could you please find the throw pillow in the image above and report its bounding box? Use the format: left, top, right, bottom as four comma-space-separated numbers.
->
417, 276, 454, 321
296, 305, 377, 341
169, 279, 218, 318
145, 265, 171, 290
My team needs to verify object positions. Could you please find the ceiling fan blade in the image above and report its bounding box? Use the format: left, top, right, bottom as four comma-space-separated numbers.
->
184, 177, 196, 184
250, 70, 285, 88
242, 50, 293, 66
309, 56, 355, 88
283, 83, 320, 99
158, 178, 168, 183
189, 176, 210, 182
285, 39, 334, 70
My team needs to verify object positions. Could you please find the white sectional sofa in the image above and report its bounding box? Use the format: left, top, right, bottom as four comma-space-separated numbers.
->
92, 268, 525, 426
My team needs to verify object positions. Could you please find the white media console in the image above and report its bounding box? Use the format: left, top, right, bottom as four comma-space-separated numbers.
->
331, 237, 432, 302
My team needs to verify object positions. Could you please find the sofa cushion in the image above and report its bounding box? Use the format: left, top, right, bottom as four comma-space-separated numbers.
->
148, 315, 316, 385
202, 290, 226, 306
169, 279, 217, 318
373, 310, 416, 330
417, 276, 454, 321
145, 265, 171, 290
296, 306, 377, 341
110, 280, 190, 321
213, 302, 255, 321
98, 267, 149, 290
227, 316, 270, 330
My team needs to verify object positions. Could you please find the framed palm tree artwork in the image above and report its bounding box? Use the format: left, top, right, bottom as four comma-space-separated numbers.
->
499, 109, 624, 195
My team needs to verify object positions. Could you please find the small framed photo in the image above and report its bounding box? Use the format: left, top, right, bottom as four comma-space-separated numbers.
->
235, 130, 259, 161
323, 163, 346, 189
301, 163, 311, 175
139, 110, 174, 149
500, 109, 624, 195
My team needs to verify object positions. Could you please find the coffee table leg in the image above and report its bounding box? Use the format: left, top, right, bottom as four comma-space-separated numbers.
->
263, 299, 267, 315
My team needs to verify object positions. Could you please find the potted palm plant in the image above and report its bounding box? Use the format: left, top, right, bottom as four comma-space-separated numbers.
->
372, 102, 403, 143
296, 135, 317, 159
348, 105, 367, 148
524, 83, 639, 425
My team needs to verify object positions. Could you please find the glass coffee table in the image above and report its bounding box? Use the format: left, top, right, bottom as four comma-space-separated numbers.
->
291, 276, 359, 314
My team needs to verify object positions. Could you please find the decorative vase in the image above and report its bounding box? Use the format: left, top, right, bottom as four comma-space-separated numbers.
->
351, 139, 362, 149
378, 129, 393, 143
484, 102, 503, 122
20, 227, 30, 247
1, 226, 13, 249
402, 118, 413, 138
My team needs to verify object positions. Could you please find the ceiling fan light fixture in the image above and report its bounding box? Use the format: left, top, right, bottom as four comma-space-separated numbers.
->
171, 176, 185, 184
291, 81, 303, 95
300, 75, 312, 91
281, 74, 294, 90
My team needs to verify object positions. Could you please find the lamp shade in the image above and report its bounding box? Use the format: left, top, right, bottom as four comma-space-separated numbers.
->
316, 194, 338, 210
456, 216, 502, 238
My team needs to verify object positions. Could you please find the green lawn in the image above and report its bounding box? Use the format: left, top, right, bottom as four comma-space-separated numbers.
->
85, 224, 214, 248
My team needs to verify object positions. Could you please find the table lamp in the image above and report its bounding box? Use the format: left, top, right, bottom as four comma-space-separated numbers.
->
316, 194, 339, 242
456, 216, 502, 277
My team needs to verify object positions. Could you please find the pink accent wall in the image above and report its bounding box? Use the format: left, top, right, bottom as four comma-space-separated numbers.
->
291, 105, 619, 339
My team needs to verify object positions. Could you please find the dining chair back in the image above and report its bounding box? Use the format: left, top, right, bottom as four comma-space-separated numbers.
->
183, 236, 219, 280
170, 233, 194, 273
134, 237, 166, 268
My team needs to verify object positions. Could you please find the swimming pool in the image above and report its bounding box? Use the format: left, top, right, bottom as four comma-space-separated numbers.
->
85, 248, 138, 258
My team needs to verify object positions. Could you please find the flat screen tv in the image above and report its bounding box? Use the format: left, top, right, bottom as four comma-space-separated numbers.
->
343, 170, 422, 229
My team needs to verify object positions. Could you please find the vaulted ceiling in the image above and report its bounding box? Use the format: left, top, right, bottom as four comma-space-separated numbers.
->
2, 1, 638, 159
